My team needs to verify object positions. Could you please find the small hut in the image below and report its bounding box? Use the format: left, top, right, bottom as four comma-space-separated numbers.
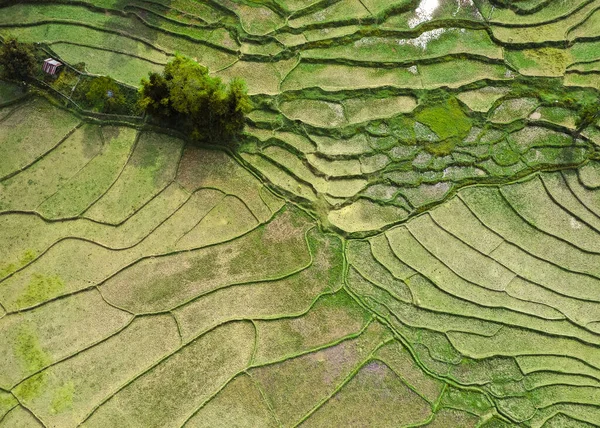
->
42, 58, 62, 75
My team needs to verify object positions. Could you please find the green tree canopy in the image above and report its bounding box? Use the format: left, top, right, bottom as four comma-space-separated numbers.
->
575, 100, 599, 130
0, 37, 36, 81
139, 55, 252, 142
84, 76, 126, 114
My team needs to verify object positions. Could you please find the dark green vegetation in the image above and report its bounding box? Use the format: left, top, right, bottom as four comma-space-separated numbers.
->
1, 0, 600, 427
71, 75, 140, 115
1, 36, 252, 138
82, 76, 126, 114
0, 37, 35, 81
139, 55, 252, 142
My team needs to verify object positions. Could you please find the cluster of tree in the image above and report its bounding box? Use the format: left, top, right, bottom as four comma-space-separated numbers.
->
138, 55, 252, 142
1, 38, 251, 140
0, 37, 35, 81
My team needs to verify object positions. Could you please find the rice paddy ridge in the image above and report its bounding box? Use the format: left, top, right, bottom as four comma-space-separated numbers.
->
1, 0, 600, 426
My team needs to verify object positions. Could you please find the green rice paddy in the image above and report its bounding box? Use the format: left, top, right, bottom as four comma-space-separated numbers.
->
1, 0, 600, 426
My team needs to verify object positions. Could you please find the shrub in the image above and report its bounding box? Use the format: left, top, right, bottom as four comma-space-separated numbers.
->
83, 76, 126, 114
72, 62, 86, 73
575, 99, 598, 130
139, 54, 252, 143
51, 69, 79, 95
0, 37, 36, 81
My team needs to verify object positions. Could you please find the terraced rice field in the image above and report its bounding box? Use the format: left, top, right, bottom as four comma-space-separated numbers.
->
1, 0, 600, 426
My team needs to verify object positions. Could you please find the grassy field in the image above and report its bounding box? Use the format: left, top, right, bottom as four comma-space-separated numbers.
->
1, 0, 600, 426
